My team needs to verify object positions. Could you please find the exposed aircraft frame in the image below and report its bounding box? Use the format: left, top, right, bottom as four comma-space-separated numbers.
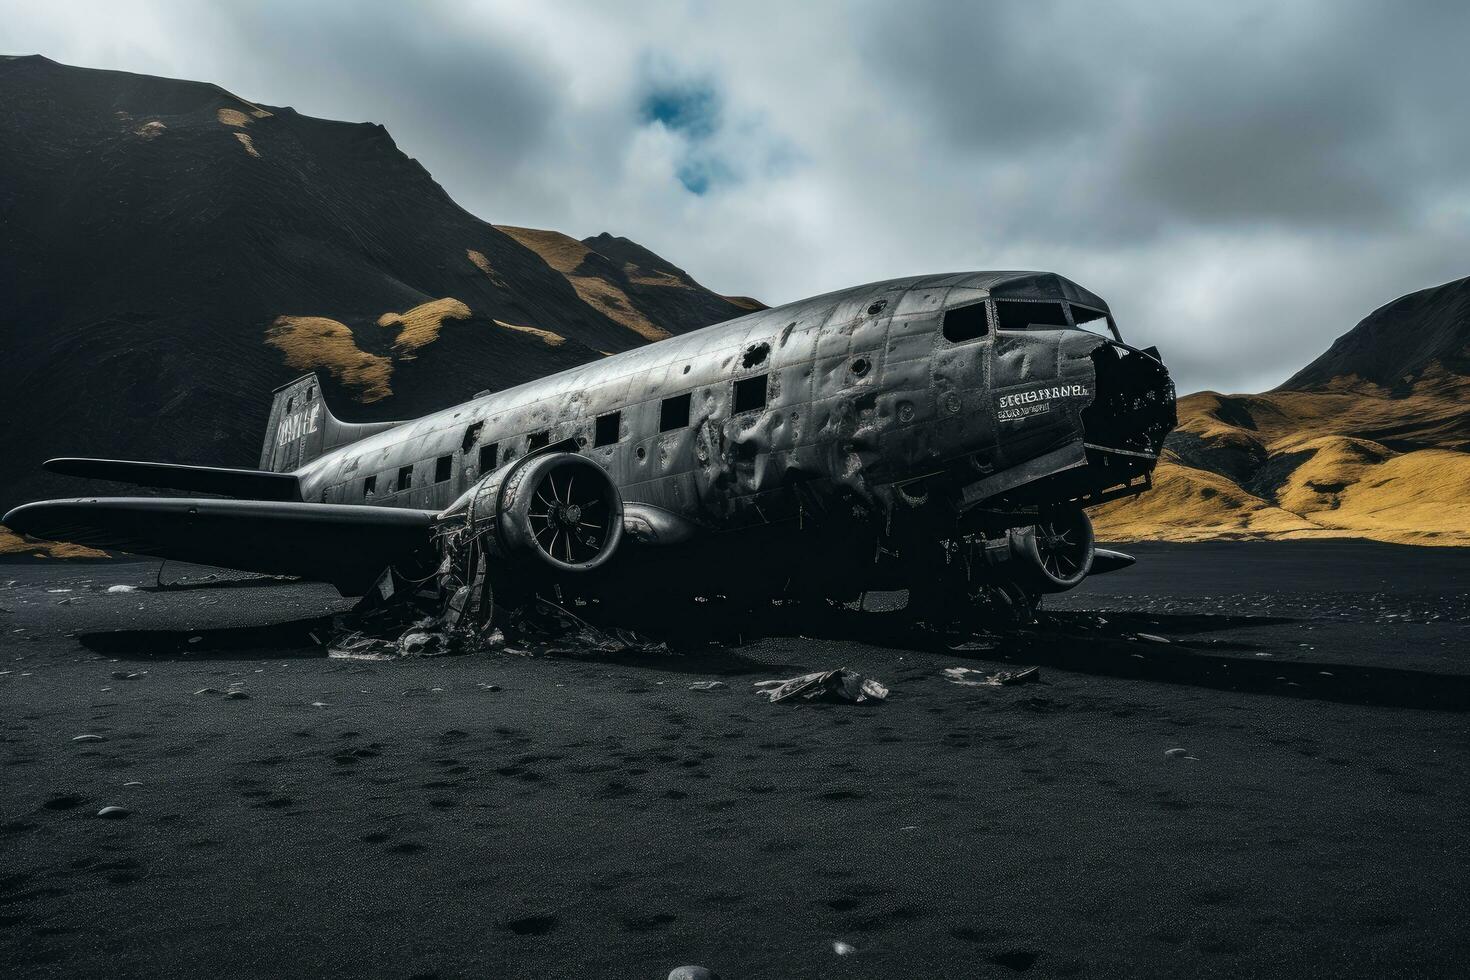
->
7, 271, 1176, 629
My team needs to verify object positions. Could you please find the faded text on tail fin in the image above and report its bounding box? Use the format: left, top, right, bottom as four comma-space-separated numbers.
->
259, 374, 406, 474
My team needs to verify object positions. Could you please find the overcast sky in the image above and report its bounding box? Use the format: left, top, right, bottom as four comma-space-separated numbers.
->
5, 0, 1468, 393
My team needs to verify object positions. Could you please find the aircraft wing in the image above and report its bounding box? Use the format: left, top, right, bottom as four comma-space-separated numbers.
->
3, 497, 437, 594
43, 458, 302, 501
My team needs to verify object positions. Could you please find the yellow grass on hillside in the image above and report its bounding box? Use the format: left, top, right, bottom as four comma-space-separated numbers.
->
493, 319, 566, 346
1094, 445, 1470, 547
265, 316, 392, 402
622, 263, 683, 288
377, 298, 472, 357
723, 295, 765, 312
217, 107, 251, 128
466, 249, 508, 288
1178, 369, 1470, 449
1277, 441, 1470, 545
0, 526, 108, 559
234, 131, 260, 158
1092, 461, 1320, 542
496, 226, 671, 342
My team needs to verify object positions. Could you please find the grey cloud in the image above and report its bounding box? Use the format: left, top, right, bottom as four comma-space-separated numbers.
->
204, 1, 561, 194
1, 0, 1467, 394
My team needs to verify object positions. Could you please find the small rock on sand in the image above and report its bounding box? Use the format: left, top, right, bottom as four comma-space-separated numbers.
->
668, 968, 718, 980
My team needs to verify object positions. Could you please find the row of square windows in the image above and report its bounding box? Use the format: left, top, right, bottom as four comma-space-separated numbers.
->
361, 373, 769, 496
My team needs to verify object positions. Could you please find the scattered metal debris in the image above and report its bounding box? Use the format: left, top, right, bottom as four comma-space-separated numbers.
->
96, 806, 129, 819
688, 681, 727, 692
942, 665, 1040, 687
327, 562, 669, 661
754, 668, 888, 704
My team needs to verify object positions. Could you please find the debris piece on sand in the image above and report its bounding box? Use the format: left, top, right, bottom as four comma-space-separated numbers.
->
105, 584, 137, 594
71, 734, 106, 743
943, 665, 1040, 688
224, 689, 250, 700
1137, 633, 1171, 644
832, 940, 858, 956
754, 668, 888, 704
1164, 747, 1199, 761
96, 806, 130, 819
327, 573, 667, 661
327, 636, 398, 661
689, 681, 727, 692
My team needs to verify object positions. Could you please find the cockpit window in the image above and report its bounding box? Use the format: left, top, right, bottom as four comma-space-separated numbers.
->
942, 303, 989, 343
993, 300, 1069, 331
1069, 304, 1114, 336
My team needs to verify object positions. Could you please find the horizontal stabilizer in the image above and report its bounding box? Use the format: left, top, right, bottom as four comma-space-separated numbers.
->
3, 498, 436, 594
1091, 548, 1136, 575
44, 458, 302, 501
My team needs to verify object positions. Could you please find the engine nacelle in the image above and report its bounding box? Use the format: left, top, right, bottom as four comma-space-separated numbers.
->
461, 451, 624, 574
1005, 508, 1095, 594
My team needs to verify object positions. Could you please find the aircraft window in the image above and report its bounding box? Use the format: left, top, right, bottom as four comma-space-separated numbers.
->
479, 442, 498, 472
1069, 305, 1113, 335
994, 300, 1068, 331
942, 303, 989, 343
306, 385, 315, 401
734, 374, 768, 413
595, 411, 621, 448
397, 465, 413, 491
435, 455, 453, 483
462, 421, 483, 454
363, 475, 376, 497
660, 393, 691, 432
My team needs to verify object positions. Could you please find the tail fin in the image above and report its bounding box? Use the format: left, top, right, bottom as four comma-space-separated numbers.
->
259, 374, 404, 473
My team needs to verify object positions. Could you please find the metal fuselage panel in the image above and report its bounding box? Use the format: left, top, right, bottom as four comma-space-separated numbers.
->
293, 272, 1121, 533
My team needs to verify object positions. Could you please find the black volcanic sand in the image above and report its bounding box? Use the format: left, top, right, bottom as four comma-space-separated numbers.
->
2, 542, 1468, 978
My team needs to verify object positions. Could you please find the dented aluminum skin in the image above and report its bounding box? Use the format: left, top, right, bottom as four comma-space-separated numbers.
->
279, 272, 1169, 530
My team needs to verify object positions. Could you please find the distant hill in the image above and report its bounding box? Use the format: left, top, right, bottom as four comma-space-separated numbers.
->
0, 54, 757, 547
1094, 276, 1470, 546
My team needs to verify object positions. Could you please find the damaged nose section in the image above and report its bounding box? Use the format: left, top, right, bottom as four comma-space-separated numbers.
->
1082, 342, 1177, 464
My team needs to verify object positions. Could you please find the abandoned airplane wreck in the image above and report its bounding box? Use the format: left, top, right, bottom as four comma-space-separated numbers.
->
8, 271, 1177, 632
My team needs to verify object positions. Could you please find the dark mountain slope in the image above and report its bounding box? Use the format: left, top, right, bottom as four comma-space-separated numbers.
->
1282, 275, 1470, 393
0, 55, 755, 514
